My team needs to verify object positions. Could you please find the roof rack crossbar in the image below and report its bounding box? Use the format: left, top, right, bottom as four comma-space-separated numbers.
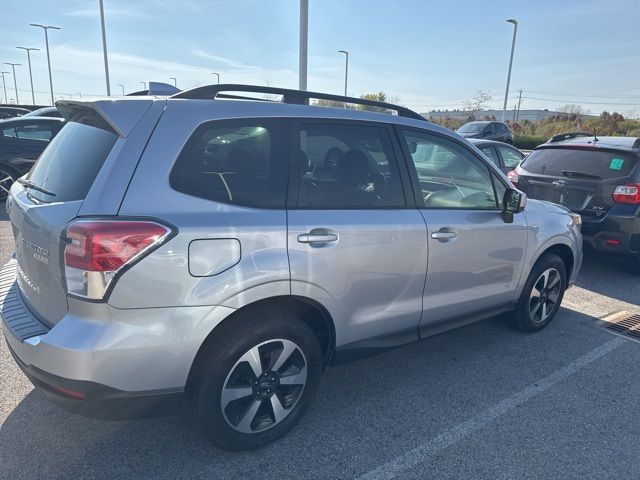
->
170, 84, 425, 121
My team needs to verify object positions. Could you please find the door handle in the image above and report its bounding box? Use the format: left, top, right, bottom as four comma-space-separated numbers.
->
431, 230, 457, 241
297, 232, 338, 244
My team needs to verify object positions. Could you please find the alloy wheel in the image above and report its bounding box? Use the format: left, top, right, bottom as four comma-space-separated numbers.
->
529, 267, 562, 323
0, 169, 15, 201
221, 339, 307, 434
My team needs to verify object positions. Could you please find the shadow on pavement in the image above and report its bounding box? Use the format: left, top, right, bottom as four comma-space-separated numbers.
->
575, 249, 640, 307
0, 308, 619, 480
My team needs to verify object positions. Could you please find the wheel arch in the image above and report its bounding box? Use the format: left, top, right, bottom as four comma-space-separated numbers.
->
186, 295, 336, 391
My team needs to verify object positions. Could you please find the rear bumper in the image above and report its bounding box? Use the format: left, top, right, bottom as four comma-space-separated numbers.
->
0, 259, 236, 420
581, 212, 640, 256
5, 339, 182, 419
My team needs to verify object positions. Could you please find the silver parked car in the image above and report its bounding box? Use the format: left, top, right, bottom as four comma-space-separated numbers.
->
1, 85, 582, 450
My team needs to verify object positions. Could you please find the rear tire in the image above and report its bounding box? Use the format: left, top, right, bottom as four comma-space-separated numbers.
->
513, 253, 566, 332
188, 308, 323, 451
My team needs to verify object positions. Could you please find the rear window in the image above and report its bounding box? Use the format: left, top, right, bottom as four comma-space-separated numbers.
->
26, 109, 118, 203
169, 119, 288, 208
521, 148, 639, 179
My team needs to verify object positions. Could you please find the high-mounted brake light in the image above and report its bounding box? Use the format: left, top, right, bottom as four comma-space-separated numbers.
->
507, 170, 519, 186
612, 183, 640, 204
63, 220, 171, 300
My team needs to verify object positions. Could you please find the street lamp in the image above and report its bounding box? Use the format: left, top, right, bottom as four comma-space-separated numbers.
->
4, 63, 21, 105
211, 72, 220, 84
299, 0, 308, 91
0, 72, 9, 104
118, 84, 125, 95
98, 0, 111, 95
501, 18, 518, 122
140, 81, 146, 90
170, 77, 177, 87
16, 47, 40, 105
30, 23, 61, 106
338, 50, 349, 97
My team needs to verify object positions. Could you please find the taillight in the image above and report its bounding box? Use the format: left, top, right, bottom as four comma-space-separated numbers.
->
612, 184, 640, 204
63, 220, 171, 300
507, 170, 519, 185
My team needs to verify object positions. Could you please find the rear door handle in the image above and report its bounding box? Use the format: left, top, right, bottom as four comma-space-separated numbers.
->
297, 232, 338, 244
431, 230, 457, 240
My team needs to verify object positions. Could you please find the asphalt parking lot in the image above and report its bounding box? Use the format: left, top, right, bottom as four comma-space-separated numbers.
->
1, 209, 639, 480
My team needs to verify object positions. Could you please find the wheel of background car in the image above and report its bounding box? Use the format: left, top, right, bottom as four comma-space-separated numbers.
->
513, 253, 566, 332
188, 308, 323, 451
0, 166, 17, 201
324, 147, 343, 169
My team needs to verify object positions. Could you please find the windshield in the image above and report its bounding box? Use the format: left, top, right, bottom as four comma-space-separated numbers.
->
26, 112, 118, 203
521, 148, 639, 179
457, 123, 486, 133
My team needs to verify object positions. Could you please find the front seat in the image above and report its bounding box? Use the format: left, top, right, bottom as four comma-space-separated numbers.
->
334, 150, 373, 205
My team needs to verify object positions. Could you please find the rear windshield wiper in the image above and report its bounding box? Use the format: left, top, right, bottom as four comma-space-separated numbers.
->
17, 178, 56, 197
561, 170, 602, 180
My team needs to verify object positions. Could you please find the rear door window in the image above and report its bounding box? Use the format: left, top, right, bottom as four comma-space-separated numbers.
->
26, 110, 118, 203
170, 119, 289, 208
478, 145, 500, 166
497, 145, 524, 168
521, 148, 638, 179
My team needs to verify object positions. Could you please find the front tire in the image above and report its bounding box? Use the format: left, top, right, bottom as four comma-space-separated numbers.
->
188, 308, 323, 451
513, 253, 566, 332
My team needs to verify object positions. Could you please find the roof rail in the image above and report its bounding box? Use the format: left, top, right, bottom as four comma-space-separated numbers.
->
170, 84, 426, 121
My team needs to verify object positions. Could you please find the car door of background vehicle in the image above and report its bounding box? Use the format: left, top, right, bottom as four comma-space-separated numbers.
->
397, 128, 527, 327
287, 119, 428, 351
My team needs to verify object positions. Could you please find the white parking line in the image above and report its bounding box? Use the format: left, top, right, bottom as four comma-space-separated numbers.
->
356, 337, 626, 480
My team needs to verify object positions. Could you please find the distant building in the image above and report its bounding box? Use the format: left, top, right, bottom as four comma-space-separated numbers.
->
423, 109, 596, 123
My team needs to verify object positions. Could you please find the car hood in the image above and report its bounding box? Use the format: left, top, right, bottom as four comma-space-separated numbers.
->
458, 132, 482, 138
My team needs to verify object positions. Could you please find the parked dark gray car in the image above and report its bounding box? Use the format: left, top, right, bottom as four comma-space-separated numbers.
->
457, 120, 514, 144
1, 85, 582, 451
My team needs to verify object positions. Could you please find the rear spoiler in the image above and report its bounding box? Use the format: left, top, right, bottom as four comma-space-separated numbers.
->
55, 99, 154, 138
126, 82, 181, 97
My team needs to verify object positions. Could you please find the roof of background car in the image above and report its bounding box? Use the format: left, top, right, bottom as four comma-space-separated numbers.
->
539, 136, 640, 152
0, 116, 65, 124
58, 96, 457, 139
468, 138, 513, 147
23, 107, 58, 116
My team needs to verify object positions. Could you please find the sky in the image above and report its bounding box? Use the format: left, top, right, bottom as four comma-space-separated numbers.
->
2, 0, 640, 116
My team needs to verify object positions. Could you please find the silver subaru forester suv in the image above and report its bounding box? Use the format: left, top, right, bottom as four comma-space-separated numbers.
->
1, 85, 582, 450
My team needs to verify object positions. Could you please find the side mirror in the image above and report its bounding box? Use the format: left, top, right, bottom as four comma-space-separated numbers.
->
408, 141, 418, 154
502, 188, 526, 223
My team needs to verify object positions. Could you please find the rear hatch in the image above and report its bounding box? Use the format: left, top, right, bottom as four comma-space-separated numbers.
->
516, 146, 639, 218
7, 106, 119, 326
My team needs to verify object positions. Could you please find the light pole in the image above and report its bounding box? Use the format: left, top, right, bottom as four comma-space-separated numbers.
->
30, 23, 61, 105
0, 72, 8, 104
118, 84, 125, 95
501, 19, 518, 122
98, 0, 111, 95
4, 63, 21, 105
211, 72, 220, 84
16, 47, 39, 105
338, 50, 349, 97
299, 0, 308, 91
170, 77, 177, 87
140, 81, 146, 90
